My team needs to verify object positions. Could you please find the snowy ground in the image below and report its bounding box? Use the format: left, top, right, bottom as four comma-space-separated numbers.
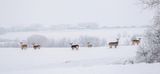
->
0, 46, 159, 74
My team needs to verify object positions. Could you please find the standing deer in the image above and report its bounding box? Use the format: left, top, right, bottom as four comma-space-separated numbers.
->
108, 39, 119, 48
132, 38, 141, 45
70, 43, 79, 50
20, 42, 27, 50
87, 42, 92, 48
32, 43, 40, 50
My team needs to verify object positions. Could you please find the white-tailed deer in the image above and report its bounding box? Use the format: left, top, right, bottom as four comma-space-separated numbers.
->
132, 38, 141, 45
108, 39, 119, 48
87, 42, 92, 48
70, 43, 79, 50
20, 42, 27, 50
32, 43, 40, 49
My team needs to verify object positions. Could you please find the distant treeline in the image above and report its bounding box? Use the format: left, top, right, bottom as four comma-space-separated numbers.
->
0, 24, 148, 34
0, 34, 142, 48
0, 35, 106, 48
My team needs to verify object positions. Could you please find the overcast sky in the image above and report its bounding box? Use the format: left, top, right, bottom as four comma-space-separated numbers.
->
0, 0, 153, 27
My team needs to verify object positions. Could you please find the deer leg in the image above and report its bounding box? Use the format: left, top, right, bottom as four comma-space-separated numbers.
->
132, 42, 134, 45
76, 48, 78, 50
72, 47, 74, 50
115, 45, 117, 48
34, 47, 36, 50
76, 46, 79, 50
109, 45, 112, 48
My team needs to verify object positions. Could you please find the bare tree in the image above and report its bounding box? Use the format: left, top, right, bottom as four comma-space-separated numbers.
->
136, 0, 160, 63
139, 0, 160, 8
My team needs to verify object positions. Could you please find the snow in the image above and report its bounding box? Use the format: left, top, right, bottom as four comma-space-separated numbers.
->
0, 27, 159, 74
0, 46, 159, 74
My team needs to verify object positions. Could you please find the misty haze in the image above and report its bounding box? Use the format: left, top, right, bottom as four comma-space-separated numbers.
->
0, 0, 160, 74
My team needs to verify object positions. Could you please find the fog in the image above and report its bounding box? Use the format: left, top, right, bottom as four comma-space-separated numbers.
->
0, 0, 153, 27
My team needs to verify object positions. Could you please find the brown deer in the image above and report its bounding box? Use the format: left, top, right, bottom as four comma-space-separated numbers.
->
32, 43, 40, 50
20, 42, 27, 50
70, 43, 79, 50
108, 39, 119, 48
87, 42, 92, 48
132, 38, 141, 45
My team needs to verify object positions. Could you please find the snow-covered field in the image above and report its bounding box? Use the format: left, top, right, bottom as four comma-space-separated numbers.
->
0, 46, 160, 74
0, 27, 159, 74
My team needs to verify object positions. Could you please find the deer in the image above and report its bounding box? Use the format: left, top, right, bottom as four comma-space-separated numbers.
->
132, 38, 141, 45
108, 38, 119, 48
20, 42, 27, 50
70, 43, 79, 50
32, 43, 40, 50
87, 42, 92, 48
